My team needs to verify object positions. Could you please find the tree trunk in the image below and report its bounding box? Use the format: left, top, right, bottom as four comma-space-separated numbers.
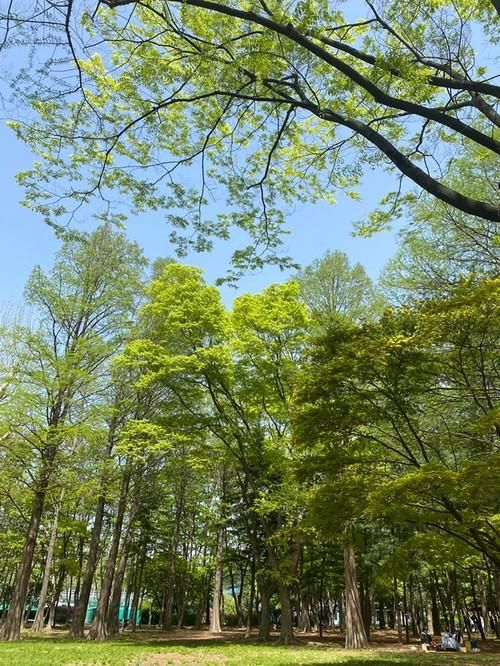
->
402, 582, 410, 644
229, 563, 245, 627
32, 490, 65, 632
344, 538, 368, 649
161, 475, 186, 632
88, 471, 130, 641
209, 524, 225, 634
479, 572, 490, 635
0, 486, 47, 640
177, 585, 187, 629
469, 569, 486, 640
130, 555, 145, 631
71, 427, 116, 637
493, 568, 500, 638
70, 495, 106, 637
297, 594, 311, 633
106, 517, 134, 636
445, 571, 456, 633
48, 564, 66, 628
194, 574, 209, 630
359, 580, 371, 640
278, 582, 294, 644
245, 558, 255, 638
429, 574, 441, 635
409, 574, 418, 637
257, 577, 272, 641
435, 572, 450, 630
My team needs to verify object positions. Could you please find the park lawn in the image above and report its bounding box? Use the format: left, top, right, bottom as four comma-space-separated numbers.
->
0, 637, 498, 666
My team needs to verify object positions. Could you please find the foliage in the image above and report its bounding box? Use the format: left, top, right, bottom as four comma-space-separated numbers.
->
2, 0, 499, 277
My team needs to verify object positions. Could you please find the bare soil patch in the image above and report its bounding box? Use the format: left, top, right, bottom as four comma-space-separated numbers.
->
119, 627, 499, 654
128, 652, 226, 666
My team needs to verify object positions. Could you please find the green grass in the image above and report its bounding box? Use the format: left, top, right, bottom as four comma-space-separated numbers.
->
0, 635, 498, 666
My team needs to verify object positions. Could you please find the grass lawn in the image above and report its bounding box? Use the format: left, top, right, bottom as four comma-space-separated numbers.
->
0, 630, 497, 666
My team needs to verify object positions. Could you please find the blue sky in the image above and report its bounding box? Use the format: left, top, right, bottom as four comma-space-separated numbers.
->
0, 117, 401, 310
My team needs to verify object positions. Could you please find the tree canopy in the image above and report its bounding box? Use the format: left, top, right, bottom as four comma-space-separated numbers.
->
1, 0, 498, 274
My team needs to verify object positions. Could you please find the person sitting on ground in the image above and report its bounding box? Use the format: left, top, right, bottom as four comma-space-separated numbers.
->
441, 629, 459, 651
420, 629, 432, 644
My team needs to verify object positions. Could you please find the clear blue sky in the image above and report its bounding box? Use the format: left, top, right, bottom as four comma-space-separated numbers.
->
0, 115, 400, 310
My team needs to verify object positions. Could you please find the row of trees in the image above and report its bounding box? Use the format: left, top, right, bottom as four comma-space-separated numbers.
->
0, 178, 498, 645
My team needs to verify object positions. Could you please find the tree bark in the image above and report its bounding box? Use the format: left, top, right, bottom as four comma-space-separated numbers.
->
429, 574, 441, 635
70, 495, 106, 637
257, 577, 272, 641
32, 490, 64, 632
87, 470, 130, 641
161, 474, 186, 632
244, 558, 255, 638
106, 516, 134, 636
130, 554, 145, 631
70, 426, 117, 638
344, 537, 368, 649
297, 594, 311, 633
47, 564, 66, 628
209, 524, 225, 634
479, 572, 490, 635
278, 582, 294, 644
0, 485, 47, 640
229, 563, 245, 627
469, 569, 486, 640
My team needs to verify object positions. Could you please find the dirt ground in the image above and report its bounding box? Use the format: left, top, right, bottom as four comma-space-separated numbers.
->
96, 626, 500, 655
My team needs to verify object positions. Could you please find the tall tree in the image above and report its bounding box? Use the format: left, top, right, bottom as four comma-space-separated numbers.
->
296, 250, 384, 323
123, 264, 310, 643
0, 226, 146, 640
295, 277, 500, 570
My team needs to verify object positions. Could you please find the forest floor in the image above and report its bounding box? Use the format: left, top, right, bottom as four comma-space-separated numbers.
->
0, 628, 498, 666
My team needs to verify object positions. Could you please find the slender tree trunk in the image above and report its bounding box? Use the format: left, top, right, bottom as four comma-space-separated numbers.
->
123, 584, 132, 629
402, 582, 410, 644
209, 524, 225, 634
393, 577, 403, 643
478, 572, 490, 635
245, 558, 255, 638
161, 476, 186, 632
0, 570, 15, 620
32, 490, 65, 632
48, 564, 66, 628
469, 569, 486, 640
70, 495, 106, 637
195, 573, 209, 630
106, 517, 134, 636
297, 594, 311, 633
71, 426, 116, 637
130, 555, 145, 632
88, 471, 130, 641
0, 485, 47, 640
257, 578, 272, 641
429, 574, 441, 635
409, 575, 418, 637
493, 569, 500, 638
161, 578, 175, 631
435, 572, 450, 630
229, 564, 244, 626
177, 585, 187, 629
344, 537, 368, 649
445, 571, 456, 633
278, 582, 294, 644
359, 579, 372, 640
319, 595, 324, 639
